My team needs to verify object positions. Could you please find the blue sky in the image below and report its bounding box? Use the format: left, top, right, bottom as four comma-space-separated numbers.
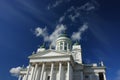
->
0, 0, 120, 80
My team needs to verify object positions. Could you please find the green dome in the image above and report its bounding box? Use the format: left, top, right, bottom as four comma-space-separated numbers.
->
58, 33, 68, 38
74, 41, 79, 45
40, 43, 45, 48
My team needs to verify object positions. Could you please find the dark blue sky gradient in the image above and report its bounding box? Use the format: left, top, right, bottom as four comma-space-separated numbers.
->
0, 0, 120, 80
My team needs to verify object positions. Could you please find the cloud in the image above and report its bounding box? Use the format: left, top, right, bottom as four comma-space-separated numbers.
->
34, 24, 88, 47
58, 0, 98, 23
67, 6, 75, 12
48, 0, 70, 10
34, 24, 66, 47
79, 2, 96, 11
34, 27, 47, 37
9, 66, 22, 77
115, 70, 120, 80
49, 24, 66, 47
59, 16, 65, 23
48, 0, 62, 10
34, 27, 49, 41
71, 23, 88, 41
68, 12, 80, 22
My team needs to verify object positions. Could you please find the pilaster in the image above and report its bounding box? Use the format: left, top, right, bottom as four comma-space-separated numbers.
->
25, 64, 31, 80
50, 63, 54, 80
59, 62, 62, 80
95, 73, 99, 80
31, 65, 35, 80
33, 64, 38, 80
80, 72, 83, 80
67, 62, 70, 80
18, 75, 22, 80
40, 63, 45, 80
103, 73, 106, 80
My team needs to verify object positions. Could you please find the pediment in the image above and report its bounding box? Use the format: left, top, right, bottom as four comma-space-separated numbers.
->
29, 50, 70, 58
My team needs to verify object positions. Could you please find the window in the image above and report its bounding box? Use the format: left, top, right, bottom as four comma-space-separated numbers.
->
60, 42, 63, 50
85, 75, 89, 78
99, 73, 104, 80
47, 76, 50, 80
64, 42, 67, 50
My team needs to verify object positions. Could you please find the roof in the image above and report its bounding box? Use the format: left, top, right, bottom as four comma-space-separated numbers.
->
28, 50, 74, 63
56, 33, 71, 42
28, 50, 72, 59
40, 43, 45, 48
58, 33, 68, 38
74, 41, 79, 45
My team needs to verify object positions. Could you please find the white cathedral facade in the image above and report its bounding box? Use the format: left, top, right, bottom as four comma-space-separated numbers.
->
18, 33, 106, 80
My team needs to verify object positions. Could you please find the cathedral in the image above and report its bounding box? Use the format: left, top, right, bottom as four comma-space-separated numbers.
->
18, 33, 106, 80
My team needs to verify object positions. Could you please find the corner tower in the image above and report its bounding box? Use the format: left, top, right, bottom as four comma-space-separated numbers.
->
55, 33, 72, 52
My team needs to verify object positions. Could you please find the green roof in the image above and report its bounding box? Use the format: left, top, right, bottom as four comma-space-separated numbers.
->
40, 43, 45, 48
58, 33, 68, 38
74, 41, 79, 45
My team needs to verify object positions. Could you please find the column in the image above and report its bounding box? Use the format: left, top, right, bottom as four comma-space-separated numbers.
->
18, 75, 22, 80
31, 66, 35, 80
80, 72, 83, 80
58, 62, 62, 80
25, 64, 31, 80
36, 67, 41, 80
43, 71, 46, 80
23, 75, 27, 80
40, 63, 45, 80
103, 73, 106, 80
89, 74, 92, 80
70, 64, 73, 80
35, 65, 40, 80
67, 43, 69, 51
63, 42, 65, 50
50, 63, 54, 80
67, 62, 70, 80
59, 42, 60, 51
95, 73, 99, 80
32, 64, 38, 80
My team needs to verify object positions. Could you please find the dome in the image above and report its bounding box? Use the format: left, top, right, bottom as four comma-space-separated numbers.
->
74, 41, 79, 45
56, 33, 71, 42
58, 33, 68, 38
55, 33, 72, 52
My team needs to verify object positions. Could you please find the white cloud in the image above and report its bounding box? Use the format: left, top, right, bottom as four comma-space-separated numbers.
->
57, 0, 98, 23
115, 70, 120, 80
48, 0, 71, 10
34, 27, 49, 41
34, 24, 88, 47
49, 24, 66, 47
47, 0, 63, 10
34, 27, 47, 37
59, 16, 65, 23
71, 23, 88, 41
67, 6, 75, 12
69, 12, 80, 22
79, 2, 95, 11
34, 24, 66, 47
9, 66, 22, 77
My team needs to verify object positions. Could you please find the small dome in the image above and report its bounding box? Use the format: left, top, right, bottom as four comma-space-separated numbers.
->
40, 43, 45, 48
74, 41, 79, 45
56, 33, 71, 41
58, 33, 68, 38
56, 33, 72, 52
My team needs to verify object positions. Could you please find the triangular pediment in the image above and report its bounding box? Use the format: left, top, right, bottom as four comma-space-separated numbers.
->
28, 50, 71, 58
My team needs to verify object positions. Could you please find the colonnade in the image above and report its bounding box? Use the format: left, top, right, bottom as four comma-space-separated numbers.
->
19, 62, 72, 80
